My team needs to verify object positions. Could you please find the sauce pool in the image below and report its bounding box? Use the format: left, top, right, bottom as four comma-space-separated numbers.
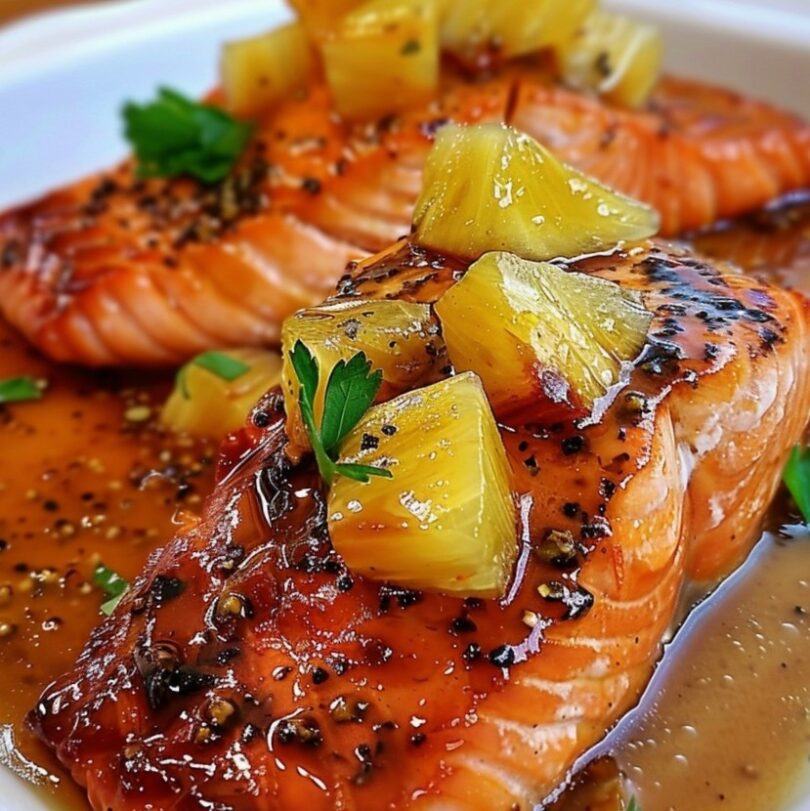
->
554, 522, 810, 811
0, 319, 217, 809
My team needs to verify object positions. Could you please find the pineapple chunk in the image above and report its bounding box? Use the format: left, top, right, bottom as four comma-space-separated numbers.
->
413, 123, 660, 261
434, 252, 652, 422
221, 23, 315, 117
559, 10, 663, 108
162, 349, 282, 437
288, 0, 366, 40
321, 0, 440, 121
328, 373, 516, 596
441, 0, 596, 67
282, 299, 443, 453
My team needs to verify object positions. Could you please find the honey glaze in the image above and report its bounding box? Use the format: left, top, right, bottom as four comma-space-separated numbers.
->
0, 318, 216, 809
0, 213, 807, 808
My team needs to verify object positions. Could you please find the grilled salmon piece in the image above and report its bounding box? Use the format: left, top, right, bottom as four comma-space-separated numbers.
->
690, 196, 810, 295
2, 66, 810, 367
30, 241, 810, 810
512, 76, 810, 236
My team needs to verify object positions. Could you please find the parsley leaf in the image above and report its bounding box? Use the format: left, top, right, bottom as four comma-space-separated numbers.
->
93, 564, 129, 616
290, 341, 337, 483
123, 87, 253, 184
627, 798, 642, 811
194, 351, 251, 382
321, 354, 383, 450
333, 462, 393, 484
0, 376, 42, 404
289, 341, 393, 487
178, 351, 252, 399
784, 445, 810, 523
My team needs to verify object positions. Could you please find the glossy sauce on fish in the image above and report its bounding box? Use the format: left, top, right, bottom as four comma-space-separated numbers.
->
0, 318, 217, 808
0, 207, 807, 810
14, 233, 807, 811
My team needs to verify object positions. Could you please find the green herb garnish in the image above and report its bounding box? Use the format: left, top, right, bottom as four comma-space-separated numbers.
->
626, 798, 642, 811
93, 564, 129, 616
0, 376, 43, 405
290, 341, 394, 487
123, 87, 253, 184
195, 351, 251, 381
178, 350, 252, 399
784, 445, 810, 523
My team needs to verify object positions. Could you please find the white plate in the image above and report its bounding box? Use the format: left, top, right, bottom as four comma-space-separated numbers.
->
0, 1, 808, 809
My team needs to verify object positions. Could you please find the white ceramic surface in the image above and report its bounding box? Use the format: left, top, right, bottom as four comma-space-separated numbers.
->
0, 1, 808, 809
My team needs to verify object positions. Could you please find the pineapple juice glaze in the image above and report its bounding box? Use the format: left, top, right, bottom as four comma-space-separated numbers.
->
1, 202, 810, 809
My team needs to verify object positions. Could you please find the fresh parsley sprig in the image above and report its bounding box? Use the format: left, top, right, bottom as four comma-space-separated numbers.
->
123, 87, 253, 184
178, 350, 252, 399
0, 376, 43, 405
290, 341, 393, 487
784, 445, 810, 523
93, 564, 129, 616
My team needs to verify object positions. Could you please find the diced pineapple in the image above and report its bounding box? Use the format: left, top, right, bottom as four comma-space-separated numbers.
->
328, 373, 516, 596
321, 0, 440, 121
282, 299, 443, 453
221, 23, 315, 117
288, 0, 366, 40
434, 252, 652, 422
559, 10, 663, 108
441, 0, 596, 67
413, 123, 660, 261
162, 349, 282, 437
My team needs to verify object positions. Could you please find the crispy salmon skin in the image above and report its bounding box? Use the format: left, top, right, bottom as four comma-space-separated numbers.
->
1, 67, 809, 366
30, 240, 810, 810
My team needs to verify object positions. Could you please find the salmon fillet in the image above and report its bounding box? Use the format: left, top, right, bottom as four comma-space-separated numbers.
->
2, 66, 809, 366
691, 195, 810, 295
30, 239, 810, 810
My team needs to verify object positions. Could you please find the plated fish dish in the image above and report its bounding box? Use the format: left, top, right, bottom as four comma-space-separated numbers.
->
0, 2, 808, 810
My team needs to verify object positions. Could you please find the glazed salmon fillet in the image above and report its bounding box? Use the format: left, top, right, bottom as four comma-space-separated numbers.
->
30, 240, 810, 810
2, 67, 809, 366
692, 196, 810, 296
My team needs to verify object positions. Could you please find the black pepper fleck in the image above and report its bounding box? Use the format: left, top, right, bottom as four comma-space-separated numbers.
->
462, 643, 482, 663
561, 435, 585, 456
563, 502, 579, 518
489, 645, 516, 668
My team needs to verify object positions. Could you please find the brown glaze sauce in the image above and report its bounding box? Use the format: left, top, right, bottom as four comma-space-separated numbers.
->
0, 319, 217, 808
0, 201, 808, 810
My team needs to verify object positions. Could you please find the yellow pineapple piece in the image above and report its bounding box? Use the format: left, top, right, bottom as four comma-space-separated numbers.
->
434, 252, 652, 422
559, 10, 663, 108
321, 0, 440, 121
221, 23, 315, 117
441, 0, 596, 67
413, 123, 660, 261
288, 0, 366, 40
162, 349, 282, 437
328, 373, 516, 596
281, 299, 443, 454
